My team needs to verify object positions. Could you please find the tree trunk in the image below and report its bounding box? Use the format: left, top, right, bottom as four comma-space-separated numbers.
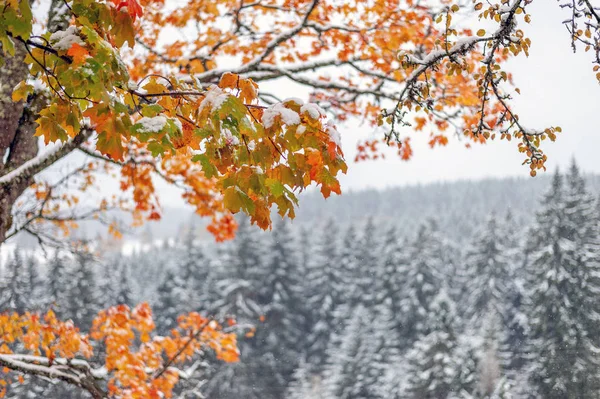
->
0, 0, 71, 245
0, 40, 37, 244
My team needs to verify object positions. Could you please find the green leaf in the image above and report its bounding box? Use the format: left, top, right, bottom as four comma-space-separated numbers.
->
147, 142, 166, 157
140, 104, 164, 117
265, 178, 285, 198
191, 154, 218, 178
0, 34, 15, 56
238, 190, 255, 215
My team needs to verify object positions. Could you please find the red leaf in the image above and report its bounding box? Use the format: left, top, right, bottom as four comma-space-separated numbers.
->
112, 0, 143, 21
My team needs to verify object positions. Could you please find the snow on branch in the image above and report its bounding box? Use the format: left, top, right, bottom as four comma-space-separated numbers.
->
0, 354, 107, 399
0, 129, 91, 187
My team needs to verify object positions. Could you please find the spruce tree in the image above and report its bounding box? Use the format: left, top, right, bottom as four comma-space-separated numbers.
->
499, 211, 529, 373
65, 251, 100, 330
252, 219, 305, 397
527, 167, 600, 398
24, 254, 41, 311
353, 217, 380, 307
398, 220, 448, 348
322, 303, 398, 399
305, 220, 345, 372
337, 224, 361, 310
404, 289, 459, 399
153, 268, 186, 334
115, 260, 133, 306
0, 249, 31, 313
45, 251, 68, 316
203, 217, 269, 399
176, 224, 210, 312
463, 215, 511, 327
287, 359, 326, 399
374, 225, 408, 337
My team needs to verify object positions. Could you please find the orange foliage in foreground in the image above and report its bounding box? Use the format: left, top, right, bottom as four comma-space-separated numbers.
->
0, 304, 238, 398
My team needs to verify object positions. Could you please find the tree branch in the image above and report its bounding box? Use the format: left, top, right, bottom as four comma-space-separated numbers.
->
0, 129, 92, 187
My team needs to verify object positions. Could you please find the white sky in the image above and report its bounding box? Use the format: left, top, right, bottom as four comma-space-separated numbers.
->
330, 0, 600, 192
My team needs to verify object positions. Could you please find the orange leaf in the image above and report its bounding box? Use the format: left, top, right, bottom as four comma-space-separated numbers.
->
219, 72, 238, 89
67, 43, 89, 65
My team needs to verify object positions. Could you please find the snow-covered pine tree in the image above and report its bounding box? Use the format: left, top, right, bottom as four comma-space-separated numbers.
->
527, 167, 600, 398
474, 311, 509, 398
336, 224, 361, 306
374, 225, 408, 339
305, 219, 346, 372
153, 268, 187, 334
176, 224, 211, 312
462, 215, 511, 327
353, 217, 380, 307
210, 217, 264, 323
64, 251, 101, 330
115, 260, 133, 306
0, 248, 31, 313
44, 251, 68, 316
24, 254, 41, 311
252, 219, 306, 397
203, 217, 269, 399
499, 210, 529, 374
404, 288, 459, 399
322, 302, 398, 399
398, 219, 449, 348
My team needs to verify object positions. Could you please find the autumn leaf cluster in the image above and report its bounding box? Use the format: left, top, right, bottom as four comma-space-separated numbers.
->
0, 304, 238, 398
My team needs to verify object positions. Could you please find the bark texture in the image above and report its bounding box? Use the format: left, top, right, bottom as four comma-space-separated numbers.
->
0, 0, 74, 244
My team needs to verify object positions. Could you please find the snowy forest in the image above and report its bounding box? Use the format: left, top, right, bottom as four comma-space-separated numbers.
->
2, 161, 600, 399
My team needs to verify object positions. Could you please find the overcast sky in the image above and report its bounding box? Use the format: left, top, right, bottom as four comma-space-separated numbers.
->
326, 1, 600, 193
132, 1, 600, 206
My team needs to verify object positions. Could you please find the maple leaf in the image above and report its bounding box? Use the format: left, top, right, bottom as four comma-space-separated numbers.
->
219, 72, 238, 89
112, 0, 143, 21
84, 106, 128, 160
67, 43, 89, 65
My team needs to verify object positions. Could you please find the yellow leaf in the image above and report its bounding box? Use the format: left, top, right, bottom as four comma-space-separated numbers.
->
11, 81, 33, 102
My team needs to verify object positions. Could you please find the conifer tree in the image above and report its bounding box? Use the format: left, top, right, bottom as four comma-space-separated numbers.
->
463, 216, 511, 327
203, 217, 269, 399
24, 254, 41, 311
398, 220, 448, 347
305, 220, 345, 372
354, 217, 379, 307
176, 224, 211, 312
375, 226, 408, 336
45, 251, 68, 316
0, 249, 30, 313
527, 167, 600, 398
65, 251, 100, 330
405, 289, 459, 399
253, 219, 306, 397
115, 260, 133, 306
336, 224, 359, 298
474, 311, 507, 398
153, 268, 187, 334
499, 211, 529, 373
322, 303, 398, 399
